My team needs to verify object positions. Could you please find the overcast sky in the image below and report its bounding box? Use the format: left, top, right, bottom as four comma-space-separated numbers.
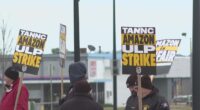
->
0, 0, 192, 55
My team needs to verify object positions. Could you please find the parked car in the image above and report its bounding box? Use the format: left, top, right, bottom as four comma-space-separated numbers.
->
173, 95, 192, 105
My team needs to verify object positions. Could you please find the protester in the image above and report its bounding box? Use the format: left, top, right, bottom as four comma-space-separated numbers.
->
0, 66, 29, 110
59, 61, 87, 105
125, 74, 138, 109
125, 74, 170, 110
60, 80, 103, 110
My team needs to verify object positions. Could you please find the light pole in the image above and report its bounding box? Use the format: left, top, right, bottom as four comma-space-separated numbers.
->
192, 0, 200, 109
181, 32, 192, 97
113, 0, 118, 110
74, 0, 80, 62
182, 32, 192, 55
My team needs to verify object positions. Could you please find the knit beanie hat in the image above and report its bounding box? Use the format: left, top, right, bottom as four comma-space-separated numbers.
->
126, 74, 153, 90
4, 66, 19, 81
126, 74, 137, 88
69, 62, 87, 85
74, 80, 91, 93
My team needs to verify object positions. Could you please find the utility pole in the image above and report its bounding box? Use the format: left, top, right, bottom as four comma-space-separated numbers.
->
74, 0, 80, 62
113, 0, 118, 110
193, 0, 200, 109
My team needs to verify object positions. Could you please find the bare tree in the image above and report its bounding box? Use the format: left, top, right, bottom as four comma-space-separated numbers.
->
0, 20, 13, 89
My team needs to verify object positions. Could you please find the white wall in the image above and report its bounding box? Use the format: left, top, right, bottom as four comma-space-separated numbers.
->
104, 81, 113, 104
117, 75, 130, 107
88, 58, 131, 107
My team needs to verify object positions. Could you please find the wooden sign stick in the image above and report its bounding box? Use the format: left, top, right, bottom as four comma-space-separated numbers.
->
61, 67, 64, 97
14, 72, 24, 110
137, 75, 143, 110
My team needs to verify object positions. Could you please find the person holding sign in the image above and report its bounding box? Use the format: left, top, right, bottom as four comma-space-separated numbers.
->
59, 80, 103, 110
59, 62, 87, 105
126, 75, 137, 110
0, 66, 29, 110
125, 74, 169, 110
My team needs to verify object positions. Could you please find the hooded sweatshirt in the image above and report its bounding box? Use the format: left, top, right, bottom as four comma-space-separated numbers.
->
0, 78, 29, 110
59, 62, 87, 105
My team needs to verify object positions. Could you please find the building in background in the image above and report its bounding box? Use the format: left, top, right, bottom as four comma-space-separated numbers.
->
0, 53, 191, 109
88, 53, 191, 107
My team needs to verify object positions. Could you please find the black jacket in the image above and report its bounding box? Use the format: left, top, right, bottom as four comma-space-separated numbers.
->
59, 85, 74, 105
59, 93, 103, 110
125, 87, 170, 110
